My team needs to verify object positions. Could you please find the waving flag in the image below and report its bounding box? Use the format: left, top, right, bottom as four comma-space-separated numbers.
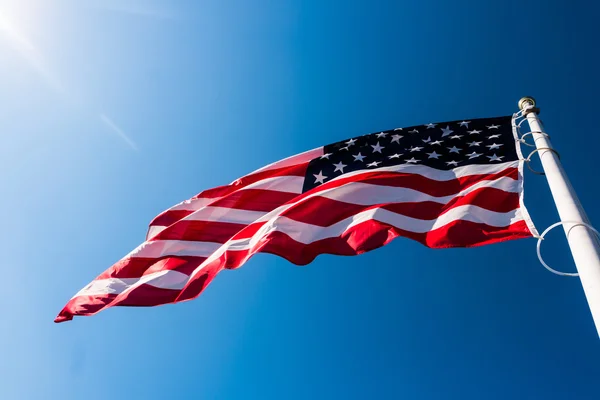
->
56, 116, 536, 322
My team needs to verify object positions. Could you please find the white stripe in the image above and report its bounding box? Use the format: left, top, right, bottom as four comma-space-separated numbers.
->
165, 176, 304, 213
149, 161, 516, 233
156, 177, 517, 228
183, 206, 267, 224
157, 161, 516, 216
139, 166, 520, 270
76, 204, 524, 298
147, 226, 165, 240
241, 175, 304, 193
147, 196, 220, 238
230, 205, 524, 249
74, 270, 189, 297
246, 147, 323, 176
328, 160, 518, 183
120, 160, 521, 298
169, 197, 218, 212
248, 164, 518, 227
318, 175, 519, 206
131, 205, 524, 259
147, 175, 304, 238
127, 240, 221, 259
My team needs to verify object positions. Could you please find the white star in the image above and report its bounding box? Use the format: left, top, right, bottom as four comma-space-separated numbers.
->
488, 134, 501, 139
422, 136, 432, 143
441, 125, 454, 137
371, 142, 385, 153
313, 170, 327, 184
345, 138, 357, 146
394, 128, 403, 131
459, 121, 470, 127
467, 141, 482, 147
468, 129, 482, 135
389, 153, 402, 159
427, 151, 441, 159
448, 146, 461, 154
467, 151, 482, 159
333, 161, 347, 173
446, 160, 459, 167
429, 140, 443, 146
425, 123, 437, 129
409, 146, 423, 152
391, 134, 403, 143
487, 124, 500, 129
405, 157, 419, 164
409, 129, 419, 134
450, 135, 463, 140
487, 143, 503, 150
340, 146, 350, 151
367, 161, 381, 167
353, 152, 366, 162
487, 153, 504, 162
376, 131, 388, 138
321, 153, 332, 159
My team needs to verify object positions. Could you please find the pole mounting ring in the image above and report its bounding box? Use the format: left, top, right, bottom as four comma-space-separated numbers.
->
523, 147, 560, 175
517, 131, 551, 148
537, 221, 600, 277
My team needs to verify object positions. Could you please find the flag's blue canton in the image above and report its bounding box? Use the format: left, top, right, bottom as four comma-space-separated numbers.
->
303, 116, 516, 192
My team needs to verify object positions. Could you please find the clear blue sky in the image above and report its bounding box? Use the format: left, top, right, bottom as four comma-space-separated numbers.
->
2, 0, 599, 398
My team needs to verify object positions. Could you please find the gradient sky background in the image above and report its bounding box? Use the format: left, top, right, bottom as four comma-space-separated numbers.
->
2, 0, 600, 399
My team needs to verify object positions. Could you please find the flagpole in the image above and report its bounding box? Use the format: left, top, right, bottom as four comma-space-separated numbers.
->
519, 97, 600, 337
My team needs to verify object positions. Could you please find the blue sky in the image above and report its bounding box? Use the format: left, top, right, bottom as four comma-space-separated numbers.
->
2, 0, 600, 398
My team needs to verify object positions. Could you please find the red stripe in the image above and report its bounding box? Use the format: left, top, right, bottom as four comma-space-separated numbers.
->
148, 162, 310, 231
281, 186, 520, 227
193, 163, 308, 200
149, 210, 195, 230
55, 294, 117, 322
97, 255, 207, 280
150, 186, 300, 231
147, 166, 517, 234
208, 189, 298, 212
147, 186, 301, 240
148, 186, 520, 245
173, 218, 530, 302
111, 263, 221, 310
146, 169, 520, 243
56, 217, 530, 323
255, 219, 532, 263
151, 220, 247, 243
112, 285, 181, 307
56, 155, 532, 323
55, 286, 182, 322
304, 167, 518, 197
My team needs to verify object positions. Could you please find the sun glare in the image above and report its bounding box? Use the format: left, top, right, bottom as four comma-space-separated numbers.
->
0, 0, 42, 35
0, 0, 62, 91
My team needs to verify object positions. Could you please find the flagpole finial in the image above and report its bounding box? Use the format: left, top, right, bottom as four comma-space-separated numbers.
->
518, 96, 536, 110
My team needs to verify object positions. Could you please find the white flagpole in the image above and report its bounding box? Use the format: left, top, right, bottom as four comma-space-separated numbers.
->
519, 97, 600, 337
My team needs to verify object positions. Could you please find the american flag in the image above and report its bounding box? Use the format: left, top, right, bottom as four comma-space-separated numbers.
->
56, 116, 536, 322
